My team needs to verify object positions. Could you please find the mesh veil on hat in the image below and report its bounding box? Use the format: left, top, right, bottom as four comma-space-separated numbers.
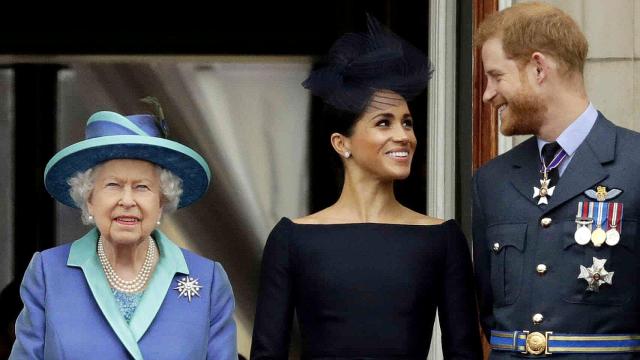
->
302, 14, 433, 113
44, 110, 211, 209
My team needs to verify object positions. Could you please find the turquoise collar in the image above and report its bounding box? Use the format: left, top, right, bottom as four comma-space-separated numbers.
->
67, 228, 189, 360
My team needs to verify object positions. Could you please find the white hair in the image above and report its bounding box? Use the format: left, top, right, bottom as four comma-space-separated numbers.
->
67, 163, 183, 225
158, 167, 183, 213
68, 167, 98, 225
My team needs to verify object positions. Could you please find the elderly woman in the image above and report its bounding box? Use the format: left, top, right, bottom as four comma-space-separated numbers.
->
10, 110, 237, 359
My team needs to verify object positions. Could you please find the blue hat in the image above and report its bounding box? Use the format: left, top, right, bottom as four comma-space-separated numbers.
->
44, 111, 211, 209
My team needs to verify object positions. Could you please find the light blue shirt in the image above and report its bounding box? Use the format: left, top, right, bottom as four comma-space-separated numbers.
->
537, 103, 598, 176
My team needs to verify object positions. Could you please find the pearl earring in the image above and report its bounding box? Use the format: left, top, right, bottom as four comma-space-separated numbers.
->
88, 215, 94, 221
344, 151, 351, 159
156, 219, 161, 226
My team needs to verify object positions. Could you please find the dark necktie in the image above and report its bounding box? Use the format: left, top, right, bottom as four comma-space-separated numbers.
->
541, 142, 562, 186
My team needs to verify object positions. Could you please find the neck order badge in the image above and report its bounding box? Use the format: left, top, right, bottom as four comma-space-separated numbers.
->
533, 143, 567, 205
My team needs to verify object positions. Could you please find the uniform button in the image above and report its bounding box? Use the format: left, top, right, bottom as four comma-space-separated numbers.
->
540, 217, 552, 228
536, 264, 548, 275
532, 313, 544, 324
493, 243, 500, 252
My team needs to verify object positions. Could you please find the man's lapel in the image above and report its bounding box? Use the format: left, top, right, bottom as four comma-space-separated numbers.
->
508, 137, 547, 207
544, 113, 615, 214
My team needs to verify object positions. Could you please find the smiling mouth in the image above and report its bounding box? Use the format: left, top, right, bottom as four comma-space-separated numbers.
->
114, 216, 140, 225
386, 151, 409, 159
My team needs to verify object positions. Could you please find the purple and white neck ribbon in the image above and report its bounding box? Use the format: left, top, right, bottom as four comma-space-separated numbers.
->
540, 148, 569, 174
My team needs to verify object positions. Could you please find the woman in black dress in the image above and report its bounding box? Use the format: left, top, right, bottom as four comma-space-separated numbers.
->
251, 16, 482, 360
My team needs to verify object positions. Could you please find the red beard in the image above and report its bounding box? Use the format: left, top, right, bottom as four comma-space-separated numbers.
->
499, 85, 547, 136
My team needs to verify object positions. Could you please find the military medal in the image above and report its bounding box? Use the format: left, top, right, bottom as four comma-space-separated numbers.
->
533, 178, 554, 205
574, 218, 593, 245
533, 146, 567, 206
578, 257, 614, 292
591, 228, 606, 247
606, 202, 623, 246
606, 228, 620, 246
575, 201, 594, 245
578, 188, 624, 247
590, 201, 607, 247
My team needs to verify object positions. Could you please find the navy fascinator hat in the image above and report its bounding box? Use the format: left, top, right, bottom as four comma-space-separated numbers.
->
302, 14, 434, 114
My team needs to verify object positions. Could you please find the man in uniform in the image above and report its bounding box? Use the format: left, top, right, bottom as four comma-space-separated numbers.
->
473, 2, 640, 358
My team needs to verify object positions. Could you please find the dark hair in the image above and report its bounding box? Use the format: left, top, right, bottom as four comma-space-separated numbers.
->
323, 103, 360, 137
321, 103, 357, 185
307, 14, 431, 210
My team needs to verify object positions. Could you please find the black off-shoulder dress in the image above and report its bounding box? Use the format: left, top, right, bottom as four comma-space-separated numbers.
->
251, 217, 482, 360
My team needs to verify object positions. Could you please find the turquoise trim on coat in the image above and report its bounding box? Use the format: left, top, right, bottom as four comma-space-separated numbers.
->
67, 228, 190, 360
129, 229, 188, 341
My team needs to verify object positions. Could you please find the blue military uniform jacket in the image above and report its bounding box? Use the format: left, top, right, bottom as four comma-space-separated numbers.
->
10, 228, 237, 360
473, 114, 640, 359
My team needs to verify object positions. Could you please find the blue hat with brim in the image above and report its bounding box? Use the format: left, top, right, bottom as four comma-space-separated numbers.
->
44, 111, 211, 209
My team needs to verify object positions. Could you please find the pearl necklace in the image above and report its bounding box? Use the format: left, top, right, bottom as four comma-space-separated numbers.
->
97, 235, 156, 293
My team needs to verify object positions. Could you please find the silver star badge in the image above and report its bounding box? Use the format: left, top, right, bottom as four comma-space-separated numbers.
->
174, 276, 203, 302
533, 179, 555, 205
578, 257, 614, 292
